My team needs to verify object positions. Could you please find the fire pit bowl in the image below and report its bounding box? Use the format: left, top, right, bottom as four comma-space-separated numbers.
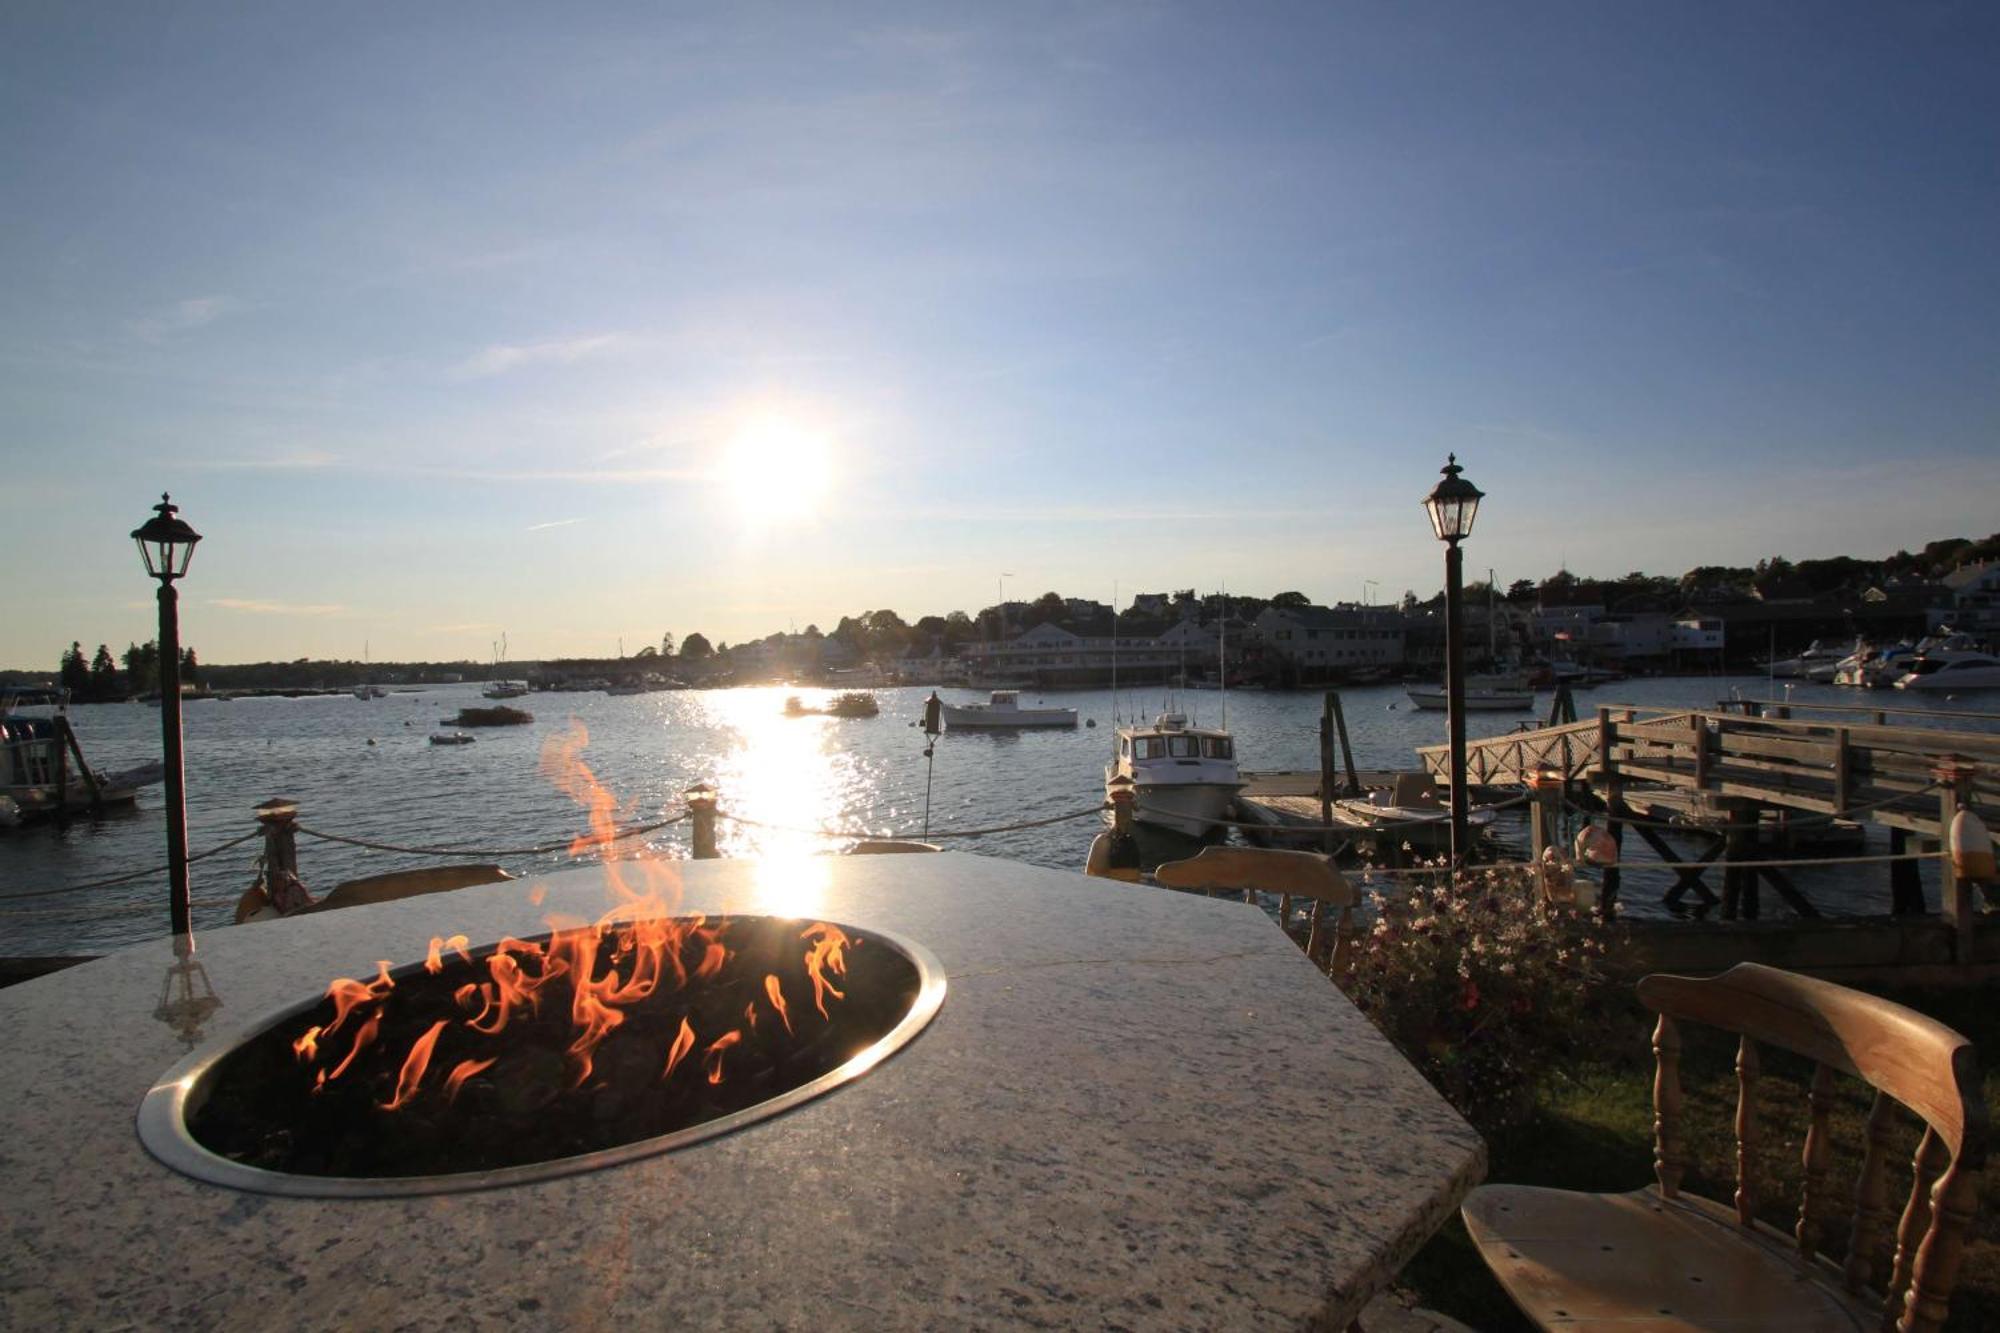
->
138, 914, 944, 1198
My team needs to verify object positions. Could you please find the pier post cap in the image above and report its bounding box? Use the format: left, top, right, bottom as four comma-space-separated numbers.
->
254, 797, 299, 823
683, 781, 718, 806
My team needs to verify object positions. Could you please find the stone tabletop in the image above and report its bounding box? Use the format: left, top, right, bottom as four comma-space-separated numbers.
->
0, 852, 1483, 1330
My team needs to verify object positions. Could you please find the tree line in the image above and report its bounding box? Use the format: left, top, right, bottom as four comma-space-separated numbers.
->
58, 640, 200, 700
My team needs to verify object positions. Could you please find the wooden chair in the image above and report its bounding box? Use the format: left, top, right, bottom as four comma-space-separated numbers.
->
1461, 962, 1987, 1332
1151, 846, 1357, 973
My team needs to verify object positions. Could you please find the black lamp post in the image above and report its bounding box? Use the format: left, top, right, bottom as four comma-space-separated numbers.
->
131, 494, 202, 938
1422, 455, 1483, 868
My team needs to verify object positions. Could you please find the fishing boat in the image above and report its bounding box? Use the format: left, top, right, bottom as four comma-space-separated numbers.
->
0, 705, 164, 826
940, 690, 1077, 729
482, 680, 530, 699
428, 731, 476, 746
1105, 712, 1243, 837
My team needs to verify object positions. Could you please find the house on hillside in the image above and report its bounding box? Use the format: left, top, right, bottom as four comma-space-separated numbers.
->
1934, 561, 2000, 635
1250, 605, 1404, 683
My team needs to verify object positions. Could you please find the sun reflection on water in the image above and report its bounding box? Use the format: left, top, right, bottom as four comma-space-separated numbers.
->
700, 687, 877, 916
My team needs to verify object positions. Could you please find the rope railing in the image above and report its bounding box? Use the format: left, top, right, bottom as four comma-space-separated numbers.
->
0, 829, 263, 903
1206, 791, 1534, 835
1559, 781, 1944, 833
294, 812, 689, 860
712, 803, 1110, 841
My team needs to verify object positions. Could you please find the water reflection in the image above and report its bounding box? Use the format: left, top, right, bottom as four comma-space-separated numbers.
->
152, 936, 222, 1050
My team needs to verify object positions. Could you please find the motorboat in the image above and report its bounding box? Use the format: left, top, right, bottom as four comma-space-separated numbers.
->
0, 707, 164, 825
1105, 712, 1243, 837
941, 690, 1077, 730
482, 680, 530, 699
1831, 642, 1915, 688
429, 731, 476, 746
1894, 652, 2000, 691
352, 684, 387, 699
1329, 774, 1498, 853
1762, 639, 1855, 680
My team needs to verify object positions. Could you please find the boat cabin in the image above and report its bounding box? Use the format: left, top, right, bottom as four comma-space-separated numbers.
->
1117, 713, 1235, 762
0, 718, 62, 789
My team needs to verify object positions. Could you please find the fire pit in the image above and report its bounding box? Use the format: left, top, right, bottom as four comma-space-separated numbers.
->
139, 914, 943, 1197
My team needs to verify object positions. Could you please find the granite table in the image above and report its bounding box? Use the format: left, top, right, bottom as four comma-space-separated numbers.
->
0, 852, 1484, 1330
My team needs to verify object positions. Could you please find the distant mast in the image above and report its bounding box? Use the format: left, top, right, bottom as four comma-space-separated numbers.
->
1219, 585, 1228, 732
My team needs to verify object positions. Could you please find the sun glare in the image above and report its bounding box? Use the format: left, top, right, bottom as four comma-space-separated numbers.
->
720, 416, 833, 525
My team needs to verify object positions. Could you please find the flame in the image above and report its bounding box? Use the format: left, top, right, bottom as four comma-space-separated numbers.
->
764, 974, 792, 1034
381, 1020, 449, 1110
661, 1017, 696, 1080
802, 922, 850, 1019
283, 728, 867, 1116
443, 1057, 498, 1105
425, 934, 472, 975
323, 1011, 381, 1084
703, 1029, 742, 1085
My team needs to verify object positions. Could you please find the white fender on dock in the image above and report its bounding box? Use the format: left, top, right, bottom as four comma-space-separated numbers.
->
1950, 808, 1996, 881
1574, 822, 1618, 867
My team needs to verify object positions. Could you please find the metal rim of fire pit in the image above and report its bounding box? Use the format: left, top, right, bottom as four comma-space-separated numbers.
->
136, 917, 946, 1199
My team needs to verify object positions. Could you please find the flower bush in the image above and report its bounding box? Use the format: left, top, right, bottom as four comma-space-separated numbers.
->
1339, 862, 1616, 1131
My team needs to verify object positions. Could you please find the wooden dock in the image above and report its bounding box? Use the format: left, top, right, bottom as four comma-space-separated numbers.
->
1232, 769, 1424, 850
1413, 699, 2000, 946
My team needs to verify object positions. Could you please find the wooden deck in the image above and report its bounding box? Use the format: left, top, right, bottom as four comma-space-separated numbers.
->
1415, 705, 1999, 839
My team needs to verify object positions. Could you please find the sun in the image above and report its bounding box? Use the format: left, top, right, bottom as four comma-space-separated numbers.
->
720, 416, 833, 525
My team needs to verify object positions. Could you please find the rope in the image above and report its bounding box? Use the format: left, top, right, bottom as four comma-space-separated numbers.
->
0, 830, 262, 903
714, 803, 1110, 841
1349, 848, 1948, 879
295, 812, 688, 859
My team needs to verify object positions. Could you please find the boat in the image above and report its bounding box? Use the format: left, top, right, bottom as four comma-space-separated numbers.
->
1329, 773, 1498, 853
442, 705, 534, 726
482, 680, 530, 699
1762, 639, 1854, 680
352, 684, 387, 699
429, 732, 476, 746
1405, 673, 1536, 711
1894, 651, 2000, 691
0, 705, 164, 826
1105, 712, 1244, 836
940, 690, 1077, 730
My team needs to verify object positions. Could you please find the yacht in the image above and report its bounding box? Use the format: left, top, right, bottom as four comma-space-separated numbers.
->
1763, 639, 1855, 680
1105, 712, 1243, 837
1894, 652, 2000, 691
941, 690, 1077, 730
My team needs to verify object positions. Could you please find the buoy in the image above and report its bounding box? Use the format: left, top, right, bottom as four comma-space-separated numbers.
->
1951, 808, 1996, 881
1086, 718, 1096, 728
1575, 822, 1618, 867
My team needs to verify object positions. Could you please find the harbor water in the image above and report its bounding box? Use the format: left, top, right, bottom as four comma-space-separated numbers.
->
5, 677, 1996, 956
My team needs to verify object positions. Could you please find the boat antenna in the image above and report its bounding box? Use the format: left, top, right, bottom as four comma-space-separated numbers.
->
1219, 583, 1228, 733
1110, 580, 1120, 736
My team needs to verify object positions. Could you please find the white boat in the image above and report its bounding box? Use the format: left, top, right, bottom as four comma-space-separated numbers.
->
429, 731, 476, 745
1894, 652, 2000, 691
941, 690, 1077, 730
1405, 682, 1535, 711
482, 680, 530, 699
1105, 712, 1243, 836
1763, 639, 1854, 680
352, 684, 387, 699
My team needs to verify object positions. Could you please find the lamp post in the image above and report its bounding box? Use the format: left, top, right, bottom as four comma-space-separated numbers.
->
131, 494, 202, 938
1422, 455, 1483, 868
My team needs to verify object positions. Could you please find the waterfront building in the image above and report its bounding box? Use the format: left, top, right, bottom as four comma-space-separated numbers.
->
960, 621, 1181, 686
1250, 605, 1405, 681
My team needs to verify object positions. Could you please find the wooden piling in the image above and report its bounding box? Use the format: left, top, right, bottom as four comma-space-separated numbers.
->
686, 783, 719, 859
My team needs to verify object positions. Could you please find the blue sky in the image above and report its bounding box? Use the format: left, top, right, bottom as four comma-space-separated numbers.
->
3, 3, 1995, 664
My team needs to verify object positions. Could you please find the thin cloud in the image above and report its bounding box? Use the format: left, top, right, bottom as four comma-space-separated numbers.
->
526, 517, 581, 532
129, 295, 238, 343
209, 597, 348, 617
452, 334, 622, 379
195, 447, 339, 471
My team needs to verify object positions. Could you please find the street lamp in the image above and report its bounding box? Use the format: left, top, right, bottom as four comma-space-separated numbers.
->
1422, 455, 1483, 867
132, 493, 201, 938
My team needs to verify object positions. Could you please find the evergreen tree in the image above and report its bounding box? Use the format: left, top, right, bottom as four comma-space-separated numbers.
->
679, 632, 713, 659
89, 644, 119, 699
60, 642, 89, 696
180, 646, 201, 687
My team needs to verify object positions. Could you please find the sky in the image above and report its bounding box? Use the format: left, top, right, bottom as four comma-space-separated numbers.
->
2, 2, 1996, 666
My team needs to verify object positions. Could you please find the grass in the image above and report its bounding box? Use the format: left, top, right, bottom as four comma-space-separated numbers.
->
1395, 981, 2000, 1332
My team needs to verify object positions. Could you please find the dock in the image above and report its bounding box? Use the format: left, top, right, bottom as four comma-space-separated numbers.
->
1232, 768, 1424, 849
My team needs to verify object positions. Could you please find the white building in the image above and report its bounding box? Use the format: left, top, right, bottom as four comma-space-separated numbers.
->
1251, 606, 1405, 672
